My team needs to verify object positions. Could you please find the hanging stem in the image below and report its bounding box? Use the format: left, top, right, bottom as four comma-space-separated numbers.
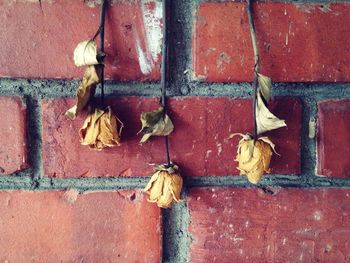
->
247, 0, 259, 139
99, 0, 107, 108
161, 0, 171, 167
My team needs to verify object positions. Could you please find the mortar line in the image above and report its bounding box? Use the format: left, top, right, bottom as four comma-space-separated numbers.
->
2, 79, 350, 99
25, 96, 43, 186
1, 174, 350, 190
298, 96, 317, 181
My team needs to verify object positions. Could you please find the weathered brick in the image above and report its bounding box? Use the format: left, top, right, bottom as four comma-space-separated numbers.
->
0, 190, 161, 262
193, 2, 350, 82
0, 97, 28, 175
317, 100, 350, 178
42, 97, 300, 177
0, 0, 162, 80
189, 188, 350, 263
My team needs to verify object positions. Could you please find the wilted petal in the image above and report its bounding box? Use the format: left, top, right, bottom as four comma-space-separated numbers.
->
65, 65, 101, 120
74, 40, 99, 67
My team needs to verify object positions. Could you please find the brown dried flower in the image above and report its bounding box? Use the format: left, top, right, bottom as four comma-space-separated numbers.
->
79, 107, 123, 150
144, 164, 183, 208
234, 134, 277, 184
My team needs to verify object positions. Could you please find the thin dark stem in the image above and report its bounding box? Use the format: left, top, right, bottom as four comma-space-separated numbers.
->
99, 0, 107, 108
161, 0, 171, 166
247, 0, 259, 139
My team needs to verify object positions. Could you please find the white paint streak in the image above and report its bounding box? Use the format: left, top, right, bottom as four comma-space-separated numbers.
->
135, 0, 162, 75
136, 40, 153, 75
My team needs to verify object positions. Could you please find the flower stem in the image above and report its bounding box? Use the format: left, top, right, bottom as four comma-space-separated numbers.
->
247, 0, 259, 140
99, 0, 107, 108
161, 0, 171, 167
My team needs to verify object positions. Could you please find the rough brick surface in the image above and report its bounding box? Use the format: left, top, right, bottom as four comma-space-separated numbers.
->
193, 2, 350, 82
42, 97, 300, 178
0, 97, 28, 175
189, 188, 350, 263
0, 0, 162, 80
0, 190, 161, 262
317, 100, 350, 178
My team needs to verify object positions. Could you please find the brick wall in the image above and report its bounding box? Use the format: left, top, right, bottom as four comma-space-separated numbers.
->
0, 0, 350, 262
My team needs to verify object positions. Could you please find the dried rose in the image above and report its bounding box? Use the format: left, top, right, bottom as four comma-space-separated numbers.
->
144, 164, 183, 208
79, 107, 123, 150
65, 65, 101, 120
234, 134, 277, 184
138, 106, 174, 144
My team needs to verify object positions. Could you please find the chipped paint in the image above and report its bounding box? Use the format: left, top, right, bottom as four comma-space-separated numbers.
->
135, 0, 162, 75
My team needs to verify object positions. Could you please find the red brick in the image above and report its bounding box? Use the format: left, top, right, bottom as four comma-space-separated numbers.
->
0, 190, 161, 262
193, 2, 350, 82
42, 97, 300, 177
189, 188, 350, 263
317, 100, 350, 178
0, 97, 28, 175
0, 0, 162, 80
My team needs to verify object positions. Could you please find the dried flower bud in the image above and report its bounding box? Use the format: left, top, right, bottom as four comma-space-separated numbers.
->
66, 65, 102, 120
79, 107, 124, 150
144, 165, 183, 208
235, 134, 277, 184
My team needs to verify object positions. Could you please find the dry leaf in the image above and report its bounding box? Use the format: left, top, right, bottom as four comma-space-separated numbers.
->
138, 107, 174, 144
256, 92, 286, 135
65, 65, 101, 120
74, 40, 99, 67
79, 107, 123, 150
236, 135, 276, 184
258, 73, 272, 101
144, 164, 183, 208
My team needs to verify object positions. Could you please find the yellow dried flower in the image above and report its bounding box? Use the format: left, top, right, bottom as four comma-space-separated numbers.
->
144, 165, 183, 208
235, 134, 277, 184
79, 107, 123, 150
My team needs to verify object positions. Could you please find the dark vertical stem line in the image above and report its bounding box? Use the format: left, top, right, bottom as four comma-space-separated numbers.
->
247, 0, 259, 139
161, 0, 171, 166
100, 0, 107, 108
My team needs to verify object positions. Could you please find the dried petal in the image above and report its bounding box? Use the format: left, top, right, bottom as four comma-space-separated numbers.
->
236, 135, 274, 184
66, 65, 101, 120
74, 40, 99, 67
138, 107, 174, 143
256, 92, 286, 135
79, 107, 123, 150
143, 165, 183, 208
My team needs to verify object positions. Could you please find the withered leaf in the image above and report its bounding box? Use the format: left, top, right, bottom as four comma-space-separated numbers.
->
138, 107, 174, 144
74, 40, 99, 67
66, 65, 101, 120
79, 107, 123, 150
255, 92, 286, 135
258, 73, 272, 101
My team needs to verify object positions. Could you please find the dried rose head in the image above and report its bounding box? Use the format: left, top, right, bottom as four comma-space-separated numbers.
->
144, 164, 183, 208
235, 134, 277, 184
79, 106, 124, 150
